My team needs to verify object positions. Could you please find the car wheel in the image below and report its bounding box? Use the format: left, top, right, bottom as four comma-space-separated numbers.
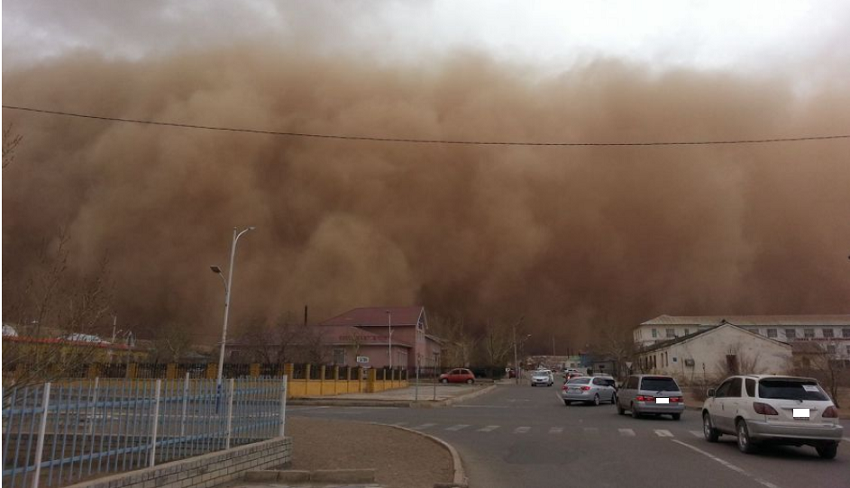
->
611, 393, 617, 405
816, 443, 838, 460
466, 378, 474, 385
563, 400, 570, 406
703, 413, 719, 442
671, 413, 681, 421
736, 420, 756, 454
593, 394, 600, 406
631, 403, 641, 419
531, 383, 536, 387
617, 400, 625, 415
440, 378, 448, 384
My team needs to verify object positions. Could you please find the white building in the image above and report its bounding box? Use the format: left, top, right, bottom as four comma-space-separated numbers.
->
634, 315, 850, 359
636, 323, 792, 383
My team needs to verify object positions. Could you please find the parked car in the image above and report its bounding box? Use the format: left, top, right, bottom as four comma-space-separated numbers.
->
439, 368, 476, 384
531, 369, 554, 387
561, 376, 617, 406
701, 375, 843, 459
617, 374, 684, 420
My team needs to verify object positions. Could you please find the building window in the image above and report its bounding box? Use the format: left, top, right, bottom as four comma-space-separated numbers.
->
786, 329, 796, 340
684, 328, 690, 336
767, 329, 777, 338
846, 345, 850, 355
666, 329, 675, 338
804, 329, 815, 339
827, 345, 836, 355
823, 328, 834, 338
652, 329, 658, 338
333, 348, 345, 365
843, 328, 850, 338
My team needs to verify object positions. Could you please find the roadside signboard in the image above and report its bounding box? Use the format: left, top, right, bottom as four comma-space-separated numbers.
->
356, 356, 369, 364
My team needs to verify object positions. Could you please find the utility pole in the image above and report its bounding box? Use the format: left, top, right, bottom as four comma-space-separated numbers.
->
386, 310, 393, 369
513, 316, 525, 385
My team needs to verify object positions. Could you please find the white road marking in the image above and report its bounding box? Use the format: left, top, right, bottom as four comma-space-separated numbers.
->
689, 430, 703, 437
672, 440, 781, 488
618, 428, 635, 437
654, 429, 674, 437
549, 427, 563, 434
412, 423, 436, 430
477, 425, 500, 432
514, 426, 531, 434
454, 405, 508, 408
583, 427, 599, 434
446, 424, 470, 431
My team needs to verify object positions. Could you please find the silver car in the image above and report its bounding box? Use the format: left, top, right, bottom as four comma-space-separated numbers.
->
617, 375, 685, 420
702, 375, 843, 459
561, 376, 616, 406
531, 370, 554, 387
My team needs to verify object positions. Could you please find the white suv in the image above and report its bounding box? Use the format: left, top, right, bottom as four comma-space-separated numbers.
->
701, 375, 843, 459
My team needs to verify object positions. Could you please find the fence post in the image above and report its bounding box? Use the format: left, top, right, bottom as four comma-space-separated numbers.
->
87, 377, 100, 435
32, 383, 51, 488
127, 363, 138, 379
180, 372, 190, 437
149, 379, 162, 467
279, 375, 288, 437
166, 363, 177, 379
225, 378, 235, 449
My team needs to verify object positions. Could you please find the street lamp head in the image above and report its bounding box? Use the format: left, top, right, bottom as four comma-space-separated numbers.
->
248, 226, 256, 231
210, 265, 222, 274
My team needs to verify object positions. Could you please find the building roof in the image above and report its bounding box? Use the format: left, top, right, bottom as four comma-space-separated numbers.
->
320, 306, 425, 327
639, 323, 791, 354
639, 314, 850, 328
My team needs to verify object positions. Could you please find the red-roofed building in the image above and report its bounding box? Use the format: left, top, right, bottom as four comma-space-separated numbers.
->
318, 306, 443, 368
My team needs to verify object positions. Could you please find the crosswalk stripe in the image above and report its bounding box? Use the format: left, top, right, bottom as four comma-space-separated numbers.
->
690, 430, 703, 437
618, 428, 635, 437
514, 426, 531, 434
412, 423, 436, 430
654, 429, 674, 437
549, 427, 563, 434
446, 424, 470, 431
477, 425, 500, 432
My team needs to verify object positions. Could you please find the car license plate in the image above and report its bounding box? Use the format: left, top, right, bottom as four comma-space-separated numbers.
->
793, 408, 810, 419
656, 398, 669, 404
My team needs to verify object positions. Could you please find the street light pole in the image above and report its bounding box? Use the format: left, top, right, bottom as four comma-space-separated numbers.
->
211, 226, 255, 388
386, 310, 392, 369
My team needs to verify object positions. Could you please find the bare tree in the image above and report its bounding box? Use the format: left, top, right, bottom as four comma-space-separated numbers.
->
149, 325, 193, 363
428, 312, 479, 367
2, 123, 23, 169
482, 319, 514, 366
2, 231, 113, 397
794, 343, 847, 408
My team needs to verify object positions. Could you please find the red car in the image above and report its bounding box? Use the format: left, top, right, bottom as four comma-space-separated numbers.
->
439, 368, 476, 384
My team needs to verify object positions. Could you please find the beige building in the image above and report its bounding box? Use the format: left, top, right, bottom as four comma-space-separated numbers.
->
633, 315, 850, 359
636, 323, 792, 384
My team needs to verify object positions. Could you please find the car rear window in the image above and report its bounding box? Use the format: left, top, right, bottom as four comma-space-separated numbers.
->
640, 377, 679, 392
758, 379, 829, 401
568, 377, 591, 384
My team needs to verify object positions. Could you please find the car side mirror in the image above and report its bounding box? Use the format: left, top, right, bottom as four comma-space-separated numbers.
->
707, 388, 716, 398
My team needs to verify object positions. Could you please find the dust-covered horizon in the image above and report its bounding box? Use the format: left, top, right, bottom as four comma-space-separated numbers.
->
3, 44, 850, 351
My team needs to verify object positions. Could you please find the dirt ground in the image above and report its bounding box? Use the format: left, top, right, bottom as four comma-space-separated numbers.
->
285, 417, 454, 488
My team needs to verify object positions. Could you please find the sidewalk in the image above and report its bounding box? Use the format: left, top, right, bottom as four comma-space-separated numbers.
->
288, 383, 497, 408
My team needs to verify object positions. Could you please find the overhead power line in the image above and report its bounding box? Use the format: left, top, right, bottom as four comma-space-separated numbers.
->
4, 104, 850, 147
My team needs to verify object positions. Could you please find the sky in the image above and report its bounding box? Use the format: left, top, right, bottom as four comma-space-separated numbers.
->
3, 1, 850, 351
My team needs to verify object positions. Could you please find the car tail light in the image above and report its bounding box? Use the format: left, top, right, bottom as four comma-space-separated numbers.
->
635, 395, 654, 402
823, 406, 838, 418
580, 386, 591, 391
753, 402, 779, 415
561, 384, 568, 391
670, 397, 683, 403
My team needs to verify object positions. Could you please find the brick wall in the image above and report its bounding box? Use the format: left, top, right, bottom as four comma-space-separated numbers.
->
64, 437, 291, 488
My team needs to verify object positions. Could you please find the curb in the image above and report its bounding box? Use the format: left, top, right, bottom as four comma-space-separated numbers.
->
382, 423, 468, 488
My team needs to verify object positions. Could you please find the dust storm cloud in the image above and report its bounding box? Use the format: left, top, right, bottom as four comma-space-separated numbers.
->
3, 46, 850, 348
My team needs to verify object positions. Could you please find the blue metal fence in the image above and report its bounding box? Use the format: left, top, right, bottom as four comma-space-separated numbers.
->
2, 377, 287, 488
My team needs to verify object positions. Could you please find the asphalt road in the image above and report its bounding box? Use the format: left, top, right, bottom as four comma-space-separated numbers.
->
288, 384, 850, 488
